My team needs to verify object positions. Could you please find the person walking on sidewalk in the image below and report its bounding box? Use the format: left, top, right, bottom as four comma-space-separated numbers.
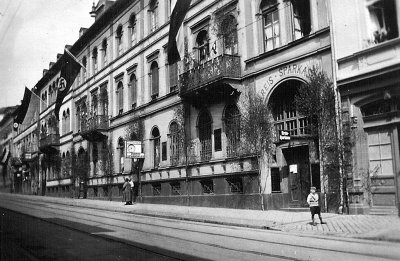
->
128, 178, 134, 204
123, 178, 132, 205
307, 186, 325, 226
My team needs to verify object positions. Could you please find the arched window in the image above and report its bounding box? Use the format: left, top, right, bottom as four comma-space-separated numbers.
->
102, 38, 108, 66
62, 111, 66, 135
66, 108, 70, 133
149, 0, 158, 32
117, 82, 124, 114
224, 104, 241, 157
169, 122, 180, 166
150, 61, 159, 99
66, 151, 71, 177
198, 110, 212, 161
152, 127, 160, 168
62, 152, 66, 177
260, 0, 280, 52
270, 80, 309, 136
129, 74, 137, 109
116, 24, 123, 56
221, 15, 238, 55
92, 47, 98, 74
80, 102, 88, 132
196, 30, 209, 63
129, 13, 137, 46
117, 137, 125, 173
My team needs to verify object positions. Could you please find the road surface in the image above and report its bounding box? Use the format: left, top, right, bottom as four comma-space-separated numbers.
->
0, 195, 399, 260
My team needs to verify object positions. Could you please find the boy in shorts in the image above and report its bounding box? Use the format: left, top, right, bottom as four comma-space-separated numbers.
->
307, 186, 325, 226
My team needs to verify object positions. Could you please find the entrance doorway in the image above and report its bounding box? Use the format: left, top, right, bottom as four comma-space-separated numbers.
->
283, 146, 311, 207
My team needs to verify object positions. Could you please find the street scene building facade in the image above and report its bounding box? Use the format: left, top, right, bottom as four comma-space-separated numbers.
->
0, 0, 399, 215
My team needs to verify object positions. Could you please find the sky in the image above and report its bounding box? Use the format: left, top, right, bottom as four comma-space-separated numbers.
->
0, 0, 95, 108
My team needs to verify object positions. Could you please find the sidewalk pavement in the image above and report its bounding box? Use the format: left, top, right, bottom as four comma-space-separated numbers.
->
2, 192, 400, 243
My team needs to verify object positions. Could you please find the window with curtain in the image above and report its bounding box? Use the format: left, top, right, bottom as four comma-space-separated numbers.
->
129, 13, 137, 46
149, 0, 158, 33
152, 127, 160, 168
92, 47, 98, 74
290, 0, 311, 40
102, 39, 108, 66
129, 74, 137, 108
82, 56, 87, 81
118, 137, 125, 173
117, 82, 124, 115
196, 30, 209, 63
116, 25, 123, 56
150, 61, 159, 99
366, 0, 398, 44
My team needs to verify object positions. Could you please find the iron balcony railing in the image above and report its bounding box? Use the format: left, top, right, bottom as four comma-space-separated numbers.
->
81, 115, 109, 133
179, 54, 241, 95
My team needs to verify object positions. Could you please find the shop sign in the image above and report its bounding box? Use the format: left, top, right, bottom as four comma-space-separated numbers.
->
279, 130, 291, 141
24, 153, 32, 160
125, 141, 144, 158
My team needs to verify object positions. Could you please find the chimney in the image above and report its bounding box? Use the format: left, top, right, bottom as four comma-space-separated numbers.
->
79, 27, 88, 38
57, 53, 62, 60
43, 69, 48, 76
49, 62, 55, 69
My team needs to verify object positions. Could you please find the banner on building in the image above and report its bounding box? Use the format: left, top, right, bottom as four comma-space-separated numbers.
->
125, 141, 144, 159
13, 87, 32, 131
167, 0, 191, 65
54, 48, 83, 120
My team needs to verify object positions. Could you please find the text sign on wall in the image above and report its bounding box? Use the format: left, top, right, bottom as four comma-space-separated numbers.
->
125, 141, 145, 158
279, 130, 291, 141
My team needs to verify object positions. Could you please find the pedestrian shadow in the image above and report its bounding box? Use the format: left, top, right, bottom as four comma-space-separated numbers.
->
43, 217, 114, 234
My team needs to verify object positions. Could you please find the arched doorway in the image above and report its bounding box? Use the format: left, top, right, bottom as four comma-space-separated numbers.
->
268, 79, 318, 207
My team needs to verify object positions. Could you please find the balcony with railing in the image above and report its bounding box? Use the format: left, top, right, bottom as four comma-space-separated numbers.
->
39, 133, 60, 154
80, 115, 109, 141
179, 54, 241, 100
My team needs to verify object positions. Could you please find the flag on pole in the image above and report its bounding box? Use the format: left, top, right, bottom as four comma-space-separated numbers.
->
13, 87, 32, 131
167, 0, 191, 65
54, 49, 83, 120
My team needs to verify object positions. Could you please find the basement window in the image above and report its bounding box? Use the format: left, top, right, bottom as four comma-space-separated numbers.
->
200, 179, 214, 194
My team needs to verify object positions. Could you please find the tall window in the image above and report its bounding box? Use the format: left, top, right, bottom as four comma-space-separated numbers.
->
169, 122, 180, 166
366, 0, 398, 44
129, 13, 137, 46
169, 62, 178, 93
62, 111, 67, 135
116, 82, 124, 115
224, 104, 241, 157
91, 92, 98, 116
92, 47, 98, 74
116, 25, 123, 56
82, 56, 87, 81
66, 108, 70, 133
129, 74, 137, 109
196, 30, 209, 63
99, 87, 108, 116
291, 0, 311, 40
102, 39, 108, 66
92, 142, 98, 176
152, 127, 160, 168
118, 137, 125, 173
76, 105, 81, 132
149, 0, 159, 33
80, 103, 87, 131
221, 15, 238, 55
198, 110, 212, 161
150, 61, 159, 99
261, 0, 280, 52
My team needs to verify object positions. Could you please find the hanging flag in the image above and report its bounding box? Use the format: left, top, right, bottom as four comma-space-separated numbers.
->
167, 0, 191, 65
1, 147, 10, 165
13, 87, 32, 131
54, 49, 83, 120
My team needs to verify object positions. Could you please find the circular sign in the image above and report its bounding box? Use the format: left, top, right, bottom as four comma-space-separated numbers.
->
58, 77, 67, 92
13, 122, 19, 129
127, 144, 135, 153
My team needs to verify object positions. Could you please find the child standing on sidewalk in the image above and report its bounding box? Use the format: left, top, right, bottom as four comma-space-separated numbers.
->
307, 186, 325, 226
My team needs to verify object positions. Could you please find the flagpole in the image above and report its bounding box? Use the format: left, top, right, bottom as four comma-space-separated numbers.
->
64, 48, 86, 70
